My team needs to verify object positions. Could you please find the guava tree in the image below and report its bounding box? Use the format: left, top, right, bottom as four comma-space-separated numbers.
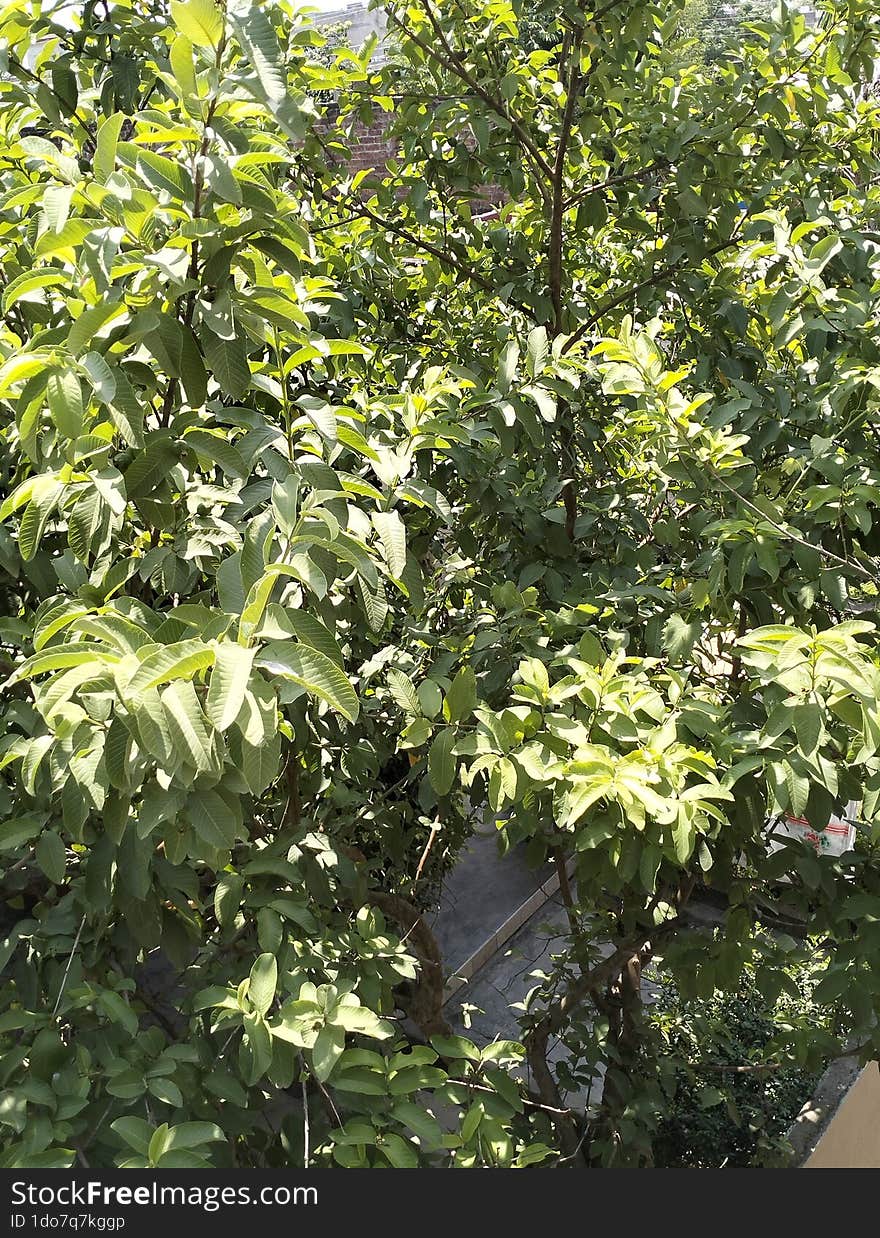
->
1, 0, 880, 1171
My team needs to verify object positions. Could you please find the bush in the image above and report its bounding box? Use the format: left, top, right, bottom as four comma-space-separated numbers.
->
649, 943, 831, 1167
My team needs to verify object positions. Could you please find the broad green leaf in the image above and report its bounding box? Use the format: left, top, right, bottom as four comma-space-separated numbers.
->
256, 641, 358, 722
207, 643, 254, 731
184, 429, 246, 478
2, 270, 70, 314
66, 301, 126, 356
147, 1078, 184, 1108
164, 1122, 225, 1152
417, 680, 443, 719
8, 644, 113, 683
189, 788, 236, 850
161, 681, 213, 772
248, 953, 277, 1017
444, 666, 477, 724
93, 113, 125, 182
214, 873, 243, 926
169, 36, 198, 101
18, 491, 58, 561
110, 1117, 153, 1155
283, 611, 343, 667
387, 667, 420, 714
372, 510, 407, 579
47, 370, 84, 439
428, 728, 456, 796
311, 1024, 345, 1082
170, 0, 224, 49
201, 328, 250, 400
662, 614, 702, 662
127, 640, 215, 694
35, 830, 66, 885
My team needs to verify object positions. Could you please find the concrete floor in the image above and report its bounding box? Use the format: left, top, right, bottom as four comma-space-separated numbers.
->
426, 824, 555, 974
443, 894, 569, 1043
442, 893, 606, 1108
432, 837, 684, 1109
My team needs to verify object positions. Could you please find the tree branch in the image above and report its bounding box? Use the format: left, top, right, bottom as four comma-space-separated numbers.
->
385, 3, 554, 196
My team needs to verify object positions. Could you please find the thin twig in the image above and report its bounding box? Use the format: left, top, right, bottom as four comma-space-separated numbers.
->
302, 1075, 310, 1168
52, 913, 86, 1019
413, 823, 440, 886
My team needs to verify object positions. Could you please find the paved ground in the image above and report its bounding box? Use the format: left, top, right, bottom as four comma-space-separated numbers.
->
426, 821, 554, 973
441, 892, 606, 1108
433, 844, 707, 1107
443, 893, 569, 1042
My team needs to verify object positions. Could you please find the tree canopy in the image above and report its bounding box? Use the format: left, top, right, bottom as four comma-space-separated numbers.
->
1, 0, 880, 1169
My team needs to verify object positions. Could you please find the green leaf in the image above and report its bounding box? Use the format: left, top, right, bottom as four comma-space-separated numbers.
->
147, 1078, 184, 1108
127, 640, 215, 694
662, 614, 702, 662
430, 1034, 480, 1062
108, 369, 144, 446
34, 601, 90, 651
0, 813, 45, 851
232, 6, 308, 140
169, 35, 198, 98
214, 873, 243, 927
67, 301, 126, 356
417, 679, 443, 719
672, 817, 695, 864
282, 610, 343, 667
496, 340, 518, 394
189, 788, 236, 850
35, 830, 66, 884
239, 571, 278, 636
248, 953, 278, 1017
110, 1116, 154, 1155
330, 1001, 392, 1039
18, 491, 59, 561
311, 1024, 345, 1082
697, 1086, 724, 1110
793, 701, 822, 758
391, 1101, 443, 1148
372, 510, 407, 578
201, 328, 250, 400
93, 113, 124, 182
428, 728, 456, 796
256, 641, 359, 722
233, 4, 285, 99
357, 575, 388, 630
123, 436, 179, 499
184, 429, 246, 478
526, 325, 548, 376
47, 370, 84, 439
160, 681, 213, 771
164, 1122, 225, 1152
170, 0, 224, 49
784, 761, 810, 817
206, 643, 254, 731
444, 666, 477, 723
380, 1131, 418, 1168
121, 144, 193, 201
387, 667, 421, 714
3, 270, 70, 314
812, 967, 850, 1004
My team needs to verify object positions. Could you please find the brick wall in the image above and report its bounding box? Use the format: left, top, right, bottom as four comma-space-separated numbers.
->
318, 109, 504, 215
345, 118, 399, 176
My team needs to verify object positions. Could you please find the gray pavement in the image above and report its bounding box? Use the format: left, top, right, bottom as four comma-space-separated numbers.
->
427, 823, 554, 974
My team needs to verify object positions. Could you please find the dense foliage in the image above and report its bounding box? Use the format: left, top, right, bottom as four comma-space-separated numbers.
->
648, 939, 827, 1167
1, 0, 880, 1169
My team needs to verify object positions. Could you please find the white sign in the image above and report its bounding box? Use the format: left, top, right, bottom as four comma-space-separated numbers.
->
769, 800, 859, 858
